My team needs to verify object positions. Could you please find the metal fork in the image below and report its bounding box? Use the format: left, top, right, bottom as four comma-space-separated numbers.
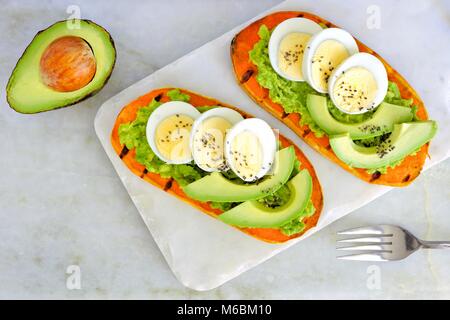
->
336, 224, 450, 261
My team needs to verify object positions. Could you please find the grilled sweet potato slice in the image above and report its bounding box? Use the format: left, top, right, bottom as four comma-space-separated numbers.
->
230, 11, 429, 187
111, 88, 323, 243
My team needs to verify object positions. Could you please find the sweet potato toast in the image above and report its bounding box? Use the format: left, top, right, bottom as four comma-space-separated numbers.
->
111, 88, 323, 243
230, 11, 429, 187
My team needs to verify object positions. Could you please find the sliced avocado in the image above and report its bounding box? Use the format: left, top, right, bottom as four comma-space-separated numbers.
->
218, 169, 312, 228
307, 95, 413, 139
7, 19, 116, 113
330, 121, 437, 169
182, 146, 296, 202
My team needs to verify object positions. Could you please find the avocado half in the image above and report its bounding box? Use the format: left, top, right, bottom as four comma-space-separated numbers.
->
6, 19, 116, 113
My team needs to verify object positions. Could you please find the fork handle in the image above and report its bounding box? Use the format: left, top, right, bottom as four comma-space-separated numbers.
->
420, 241, 450, 249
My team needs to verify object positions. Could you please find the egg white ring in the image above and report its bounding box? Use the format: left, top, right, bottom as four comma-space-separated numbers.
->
328, 52, 388, 114
146, 101, 201, 164
190, 107, 244, 172
224, 118, 277, 182
268, 18, 323, 82
302, 28, 359, 93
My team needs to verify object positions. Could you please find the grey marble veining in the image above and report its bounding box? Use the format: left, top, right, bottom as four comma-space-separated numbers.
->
0, 0, 449, 299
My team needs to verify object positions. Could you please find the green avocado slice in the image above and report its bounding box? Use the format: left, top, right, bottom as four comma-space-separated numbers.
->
330, 121, 437, 169
218, 169, 312, 228
307, 94, 414, 139
7, 19, 116, 113
182, 146, 296, 202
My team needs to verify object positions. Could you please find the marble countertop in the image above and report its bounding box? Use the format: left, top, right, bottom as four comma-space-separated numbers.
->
0, 0, 449, 299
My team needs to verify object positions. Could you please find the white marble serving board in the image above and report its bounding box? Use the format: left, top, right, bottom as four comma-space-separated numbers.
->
94, 0, 449, 291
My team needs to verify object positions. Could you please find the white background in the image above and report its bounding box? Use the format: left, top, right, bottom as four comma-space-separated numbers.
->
0, 0, 449, 298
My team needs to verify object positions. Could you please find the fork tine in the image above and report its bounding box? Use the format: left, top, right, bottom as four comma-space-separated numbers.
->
337, 252, 390, 261
337, 236, 391, 243
336, 244, 391, 251
337, 226, 385, 235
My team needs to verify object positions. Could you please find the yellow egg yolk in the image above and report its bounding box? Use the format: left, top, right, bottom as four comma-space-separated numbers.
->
332, 67, 378, 113
278, 32, 311, 80
312, 40, 349, 91
155, 114, 193, 162
192, 116, 232, 170
230, 131, 263, 180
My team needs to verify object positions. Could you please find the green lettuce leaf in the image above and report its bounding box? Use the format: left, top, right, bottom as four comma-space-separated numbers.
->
384, 82, 413, 107
279, 200, 316, 236
167, 89, 190, 102
209, 201, 238, 211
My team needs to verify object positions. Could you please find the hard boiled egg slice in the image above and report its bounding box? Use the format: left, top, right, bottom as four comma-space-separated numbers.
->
225, 118, 277, 182
268, 18, 323, 81
146, 101, 201, 164
190, 107, 244, 172
328, 53, 388, 114
303, 28, 359, 93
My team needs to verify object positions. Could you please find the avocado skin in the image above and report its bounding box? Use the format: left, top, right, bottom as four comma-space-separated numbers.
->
6, 19, 117, 114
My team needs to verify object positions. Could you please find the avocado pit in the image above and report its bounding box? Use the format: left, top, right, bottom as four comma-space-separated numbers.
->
39, 36, 96, 92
